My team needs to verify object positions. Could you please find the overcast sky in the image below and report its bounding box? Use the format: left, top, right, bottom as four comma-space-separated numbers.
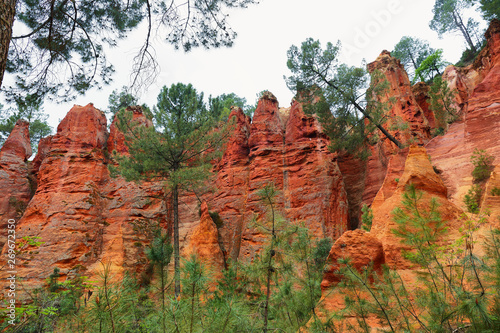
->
10, 0, 489, 129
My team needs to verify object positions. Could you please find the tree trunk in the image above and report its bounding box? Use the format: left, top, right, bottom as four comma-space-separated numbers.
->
0, 0, 16, 89
324, 79, 404, 149
452, 10, 477, 53
173, 183, 181, 297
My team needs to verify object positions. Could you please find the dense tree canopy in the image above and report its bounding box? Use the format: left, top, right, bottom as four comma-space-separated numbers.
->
285, 38, 403, 156
0, 0, 258, 102
430, 0, 480, 53
208, 92, 252, 121
414, 49, 450, 83
475, 0, 500, 21
391, 36, 436, 82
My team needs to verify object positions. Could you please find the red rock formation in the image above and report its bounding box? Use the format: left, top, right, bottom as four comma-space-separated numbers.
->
284, 101, 348, 240
338, 51, 434, 231
0, 119, 32, 248
427, 20, 500, 208
367, 50, 431, 146
371, 146, 462, 268
107, 105, 153, 154
321, 229, 385, 291
5, 105, 111, 290
211, 107, 251, 261
182, 202, 224, 269
214, 94, 349, 261
316, 146, 465, 330
412, 82, 436, 129
1, 105, 166, 292
482, 164, 500, 223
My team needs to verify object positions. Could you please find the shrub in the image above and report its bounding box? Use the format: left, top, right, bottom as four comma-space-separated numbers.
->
209, 211, 224, 228
471, 148, 494, 182
361, 204, 373, 232
491, 187, 500, 196
464, 184, 482, 213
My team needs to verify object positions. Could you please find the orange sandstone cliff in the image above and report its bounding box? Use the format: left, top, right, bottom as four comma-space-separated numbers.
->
0, 22, 499, 333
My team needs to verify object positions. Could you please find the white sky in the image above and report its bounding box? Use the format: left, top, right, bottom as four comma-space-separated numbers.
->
7, 0, 489, 129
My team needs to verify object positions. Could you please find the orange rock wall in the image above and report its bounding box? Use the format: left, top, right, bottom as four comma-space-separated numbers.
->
0, 120, 32, 248
212, 93, 349, 261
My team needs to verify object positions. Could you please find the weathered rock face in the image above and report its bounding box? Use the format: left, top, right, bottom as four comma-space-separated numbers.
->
321, 229, 385, 291
182, 201, 224, 269
1, 105, 166, 292
1, 97, 350, 293
213, 95, 349, 261
0, 120, 32, 248
412, 82, 436, 129
316, 146, 465, 330
367, 50, 431, 146
5, 105, 110, 289
441, 21, 500, 115
426, 19, 500, 209
370, 146, 462, 268
339, 51, 434, 229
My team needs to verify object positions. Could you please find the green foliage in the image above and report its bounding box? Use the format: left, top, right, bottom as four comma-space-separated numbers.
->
208, 92, 253, 121
147, 231, 173, 333
465, 184, 483, 213
429, 75, 459, 127
313, 238, 333, 270
471, 148, 494, 182
4, 0, 258, 101
391, 36, 436, 82
209, 211, 224, 229
456, 46, 482, 67
392, 185, 447, 262
107, 86, 139, 115
111, 82, 232, 298
285, 38, 403, 157
429, 0, 481, 53
3, 270, 90, 332
476, 0, 500, 21
413, 49, 450, 84
361, 204, 374, 232
491, 187, 500, 196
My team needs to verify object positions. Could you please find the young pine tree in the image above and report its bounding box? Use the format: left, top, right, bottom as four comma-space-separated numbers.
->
111, 82, 232, 297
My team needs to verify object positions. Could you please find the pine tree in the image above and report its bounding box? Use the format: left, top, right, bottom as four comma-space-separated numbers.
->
1, 0, 258, 101
285, 38, 404, 156
111, 82, 231, 298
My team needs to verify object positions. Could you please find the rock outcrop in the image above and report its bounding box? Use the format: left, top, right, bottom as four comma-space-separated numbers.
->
367, 50, 431, 146
370, 146, 462, 268
213, 95, 349, 262
316, 146, 465, 330
182, 202, 225, 269
0, 120, 32, 248
1, 97, 351, 293
426, 19, 500, 210
1, 105, 166, 292
339, 50, 434, 229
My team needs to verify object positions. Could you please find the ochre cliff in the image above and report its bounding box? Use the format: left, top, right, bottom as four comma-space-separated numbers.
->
1, 97, 350, 293
0, 120, 32, 249
212, 93, 349, 261
426, 19, 500, 211
315, 20, 500, 329
1, 22, 499, 331
339, 48, 434, 230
